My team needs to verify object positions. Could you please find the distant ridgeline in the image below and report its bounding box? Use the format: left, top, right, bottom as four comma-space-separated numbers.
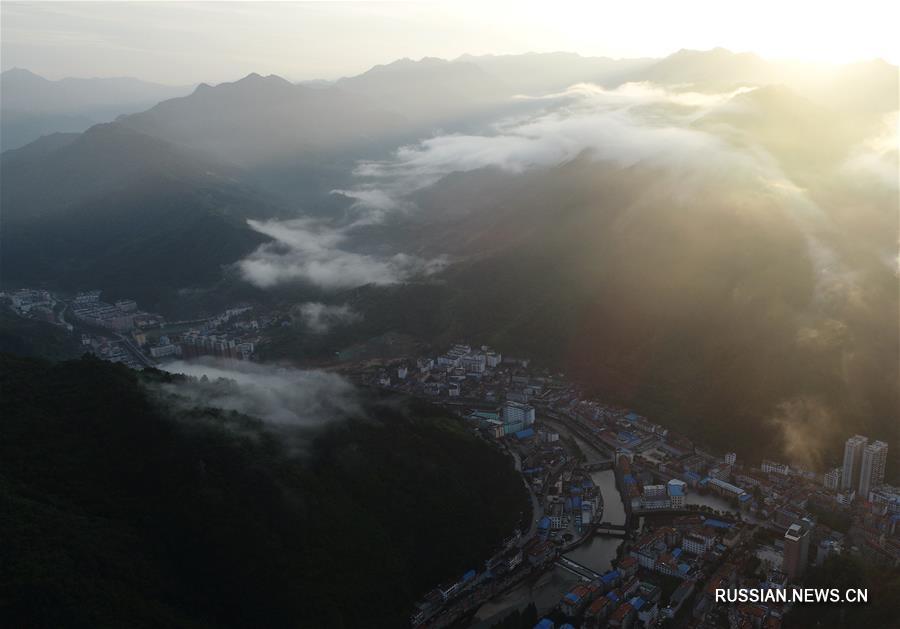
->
0, 354, 529, 628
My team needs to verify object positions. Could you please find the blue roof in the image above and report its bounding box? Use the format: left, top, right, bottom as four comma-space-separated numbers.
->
534, 620, 554, 629
573, 496, 582, 508
582, 479, 594, 488
704, 519, 732, 529
570, 486, 583, 494
560, 625, 576, 629
538, 516, 551, 530
601, 569, 621, 583
739, 493, 752, 501
685, 471, 701, 481
607, 591, 619, 602
668, 484, 685, 496
672, 548, 682, 558
565, 592, 580, 603
625, 412, 640, 422
624, 474, 636, 484
515, 428, 535, 439
678, 563, 691, 574
630, 596, 645, 610
462, 569, 476, 582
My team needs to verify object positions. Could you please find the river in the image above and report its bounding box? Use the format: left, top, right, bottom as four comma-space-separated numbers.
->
685, 491, 739, 514
470, 468, 627, 627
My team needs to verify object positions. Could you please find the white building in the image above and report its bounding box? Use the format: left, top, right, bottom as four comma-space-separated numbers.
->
502, 401, 535, 427
724, 452, 737, 466
149, 344, 179, 358
869, 485, 900, 515
667, 479, 687, 508
823, 467, 842, 491
836, 490, 855, 506
858, 440, 888, 499
115, 299, 138, 313
683, 534, 712, 556
762, 459, 790, 475
842, 435, 868, 491
708, 477, 749, 501
461, 353, 486, 374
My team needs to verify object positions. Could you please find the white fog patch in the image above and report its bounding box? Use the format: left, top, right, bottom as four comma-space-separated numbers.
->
162, 357, 361, 427
238, 218, 447, 289
295, 302, 362, 333
345, 82, 763, 212
842, 111, 899, 189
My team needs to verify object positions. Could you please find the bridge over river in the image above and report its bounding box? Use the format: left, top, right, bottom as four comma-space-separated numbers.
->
554, 555, 602, 581
593, 521, 629, 537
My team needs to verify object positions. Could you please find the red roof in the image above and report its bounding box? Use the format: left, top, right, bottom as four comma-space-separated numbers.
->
611, 602, 633, 621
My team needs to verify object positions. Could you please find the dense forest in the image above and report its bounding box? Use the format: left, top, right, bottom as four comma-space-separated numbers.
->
0, 354, 529, 627
786, 554, 900, 628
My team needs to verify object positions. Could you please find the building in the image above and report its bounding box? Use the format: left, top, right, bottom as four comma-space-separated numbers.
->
667, 479, 686, 508
869, 485, 900, 515
836, 490, 855, 506
823, 467, 842, 491
683, 533, 713, 556
724, 452, 737, 466
460, 353, 486, 374
842, 435, 868, 491
115, 299, 137, 312
783, 521, 810, 581
560, 585, 592, 617
762, 459, 790, 475
149, 343, 179, 359
502, 401, 535, 433
707, 477, 749, 502
858, 440, 888, 500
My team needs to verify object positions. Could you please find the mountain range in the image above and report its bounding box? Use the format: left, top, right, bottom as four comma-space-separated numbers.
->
0, 68, 193, 151
2, 48, 897, 472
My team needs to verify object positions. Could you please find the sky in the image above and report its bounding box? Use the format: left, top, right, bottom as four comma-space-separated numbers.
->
2, 0, 899, 85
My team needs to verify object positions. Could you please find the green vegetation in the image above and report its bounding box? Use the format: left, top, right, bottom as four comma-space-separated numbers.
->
0, 308, 82, 360
808, 502, 852, 535
788, 554, 900, 628
0, 354, 529, 628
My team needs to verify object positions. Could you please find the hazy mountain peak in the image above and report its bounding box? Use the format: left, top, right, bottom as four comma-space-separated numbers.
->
1, 67, 45, 80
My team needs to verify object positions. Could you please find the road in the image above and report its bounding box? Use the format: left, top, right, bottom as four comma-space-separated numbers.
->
116, 333, 156, 368
510, 449, 543, 544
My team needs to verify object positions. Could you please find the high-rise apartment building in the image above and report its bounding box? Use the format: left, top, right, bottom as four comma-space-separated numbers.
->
842, 435, 868, 490
858, 440, 888, 500
783, 521, 811, 581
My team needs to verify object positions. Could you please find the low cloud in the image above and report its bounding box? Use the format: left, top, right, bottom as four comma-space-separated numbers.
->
161, 357, 361, 428
238, 218, 447, 289
344, 82, 762, 211
766, 397, 842, 472
294, 302, 362, 333
842, 111, 899, 189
